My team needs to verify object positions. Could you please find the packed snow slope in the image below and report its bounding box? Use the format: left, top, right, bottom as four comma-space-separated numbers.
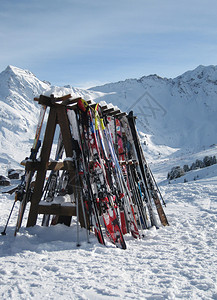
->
0, 174, 217, 299
0, 65, 217, 299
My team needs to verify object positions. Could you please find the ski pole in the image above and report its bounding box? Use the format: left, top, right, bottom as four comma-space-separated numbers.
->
1, 195, 17, 235
74, 174, 80, 247
149, 168, 166, 206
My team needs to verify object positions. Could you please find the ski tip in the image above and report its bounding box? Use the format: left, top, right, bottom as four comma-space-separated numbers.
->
118, 241, 127, 250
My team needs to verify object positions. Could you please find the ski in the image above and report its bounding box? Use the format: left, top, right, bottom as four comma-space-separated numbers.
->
14, 104, 47, 236
41, 131, 64, 226
127, 111, 169, 226
121, 114, 158, 228
78, 100, 126, 249
113, 118, 140, 237
71, 106, 105, 245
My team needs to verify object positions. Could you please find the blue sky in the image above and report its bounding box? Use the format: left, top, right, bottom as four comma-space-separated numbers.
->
1, 0, 217, 88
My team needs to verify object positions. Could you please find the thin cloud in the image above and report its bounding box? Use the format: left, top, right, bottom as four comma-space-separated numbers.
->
1, 0, 217, 86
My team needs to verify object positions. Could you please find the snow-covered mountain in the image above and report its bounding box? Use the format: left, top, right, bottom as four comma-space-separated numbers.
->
90, 65, 217, 156
1, 64, 217, 172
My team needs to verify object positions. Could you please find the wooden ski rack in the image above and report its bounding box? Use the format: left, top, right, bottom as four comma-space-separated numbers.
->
27, 96, 86, 228
17, 93, 169, 245
26, 95, 126, 229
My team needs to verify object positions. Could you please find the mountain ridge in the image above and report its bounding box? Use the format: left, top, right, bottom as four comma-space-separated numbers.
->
0, 64, 217, 172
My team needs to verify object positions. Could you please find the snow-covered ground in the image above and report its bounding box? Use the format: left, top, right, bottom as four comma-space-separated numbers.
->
0, 65, 217, 299
0, 151, 217, 300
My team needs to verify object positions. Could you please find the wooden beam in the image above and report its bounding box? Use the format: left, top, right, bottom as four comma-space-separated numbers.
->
100, 105, 108, 110
23, 161, 65, 172
109, 109, 121, 116
37, 95, 52, 106
56, 94, 72, 102
38, 204, 76, 216
61, 97, 82, 106
116, 112, 127, 118
36, 94, 72, 106
102, 107, 114, 115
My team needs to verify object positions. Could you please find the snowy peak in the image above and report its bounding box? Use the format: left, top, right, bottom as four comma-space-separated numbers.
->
3, 65, 48, 87
139, 73, 168, 83
0, 65, 50, 101
4, 65, 36, 78
175, 65, 217, 83
168, 65, 217, 102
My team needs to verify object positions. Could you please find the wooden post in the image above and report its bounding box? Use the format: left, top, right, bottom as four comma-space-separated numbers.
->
27, 105, 57, 227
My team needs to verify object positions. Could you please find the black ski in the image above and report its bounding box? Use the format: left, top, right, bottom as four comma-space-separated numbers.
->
127, 111, 169, 226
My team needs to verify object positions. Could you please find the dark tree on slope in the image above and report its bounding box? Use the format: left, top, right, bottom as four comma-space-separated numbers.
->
190, 162, 197, 171
203, 156, 213, 167
190, 159, 203, 170
168, 155, 217, 181
183, 164, 190, 172
167, 166, 185, 180
195, 159, 204, 169
211, 155, 217, 165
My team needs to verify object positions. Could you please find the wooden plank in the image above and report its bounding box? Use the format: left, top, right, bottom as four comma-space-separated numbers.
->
102, 107, 114, 115
24, 161, 45, 171
56, 94, 72, 102
109, 109, 121, 116
37, 94, 72, 106
100, 104, 108, 110
38, 95, 52, 106
57, 106, 74, 157
38, 204, 76, 216
61, 97, 82, 106
116, 112, 127, 118
89, 103, 97, 108
24, 161, 65, 172
48, 161, 64, 171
